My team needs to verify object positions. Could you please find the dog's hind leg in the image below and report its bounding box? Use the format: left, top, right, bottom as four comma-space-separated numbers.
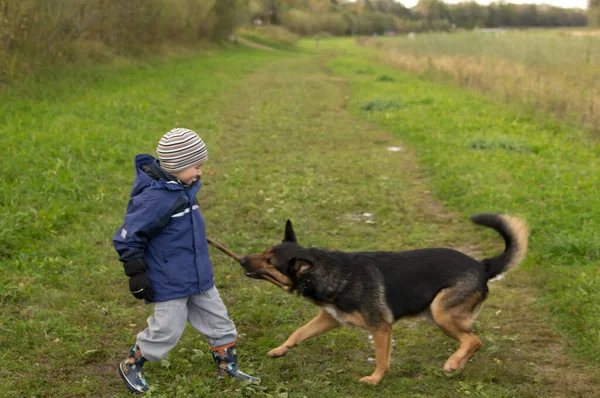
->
359, 322, 392, 384
430, 287, 484, 373
267, 309, 340, 358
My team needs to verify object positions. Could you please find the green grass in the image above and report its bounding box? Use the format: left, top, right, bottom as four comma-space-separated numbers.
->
362, 30, 600, 134
323, 38, 600, 368
0, 46, 289, 397
1, 38, 599, 397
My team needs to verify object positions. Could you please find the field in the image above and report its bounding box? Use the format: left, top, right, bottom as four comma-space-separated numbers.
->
361, 29, 600, 134
1, 34, 599, 397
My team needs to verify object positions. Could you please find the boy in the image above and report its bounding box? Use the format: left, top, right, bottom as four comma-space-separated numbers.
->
113, 128, 260, 394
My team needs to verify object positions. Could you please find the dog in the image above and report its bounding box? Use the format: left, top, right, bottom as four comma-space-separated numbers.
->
239, 213, 528, 384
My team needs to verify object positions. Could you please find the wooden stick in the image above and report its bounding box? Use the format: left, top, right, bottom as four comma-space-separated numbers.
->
206, 237, 290, 291
206, 237, 241, 262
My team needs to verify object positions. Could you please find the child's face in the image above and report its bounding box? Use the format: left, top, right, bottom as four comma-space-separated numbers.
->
172, 162, 204, 185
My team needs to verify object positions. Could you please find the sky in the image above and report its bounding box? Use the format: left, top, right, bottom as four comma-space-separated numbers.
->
400, 0, 587, 9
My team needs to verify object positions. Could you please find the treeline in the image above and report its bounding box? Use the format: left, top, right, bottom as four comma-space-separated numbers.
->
253, 0, 587, 36
437, 1, 588, 29
590, 0, 600, 26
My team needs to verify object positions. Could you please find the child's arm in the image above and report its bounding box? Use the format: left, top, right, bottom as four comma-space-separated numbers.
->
113, 198, 172, 262
113, 196, 177, 301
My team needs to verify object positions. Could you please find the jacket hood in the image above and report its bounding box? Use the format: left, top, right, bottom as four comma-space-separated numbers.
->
131, 154, 191, 197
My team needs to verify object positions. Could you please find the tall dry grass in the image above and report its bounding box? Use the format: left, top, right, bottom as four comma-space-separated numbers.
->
0, 0, 244, 82
360, 30, 600, 134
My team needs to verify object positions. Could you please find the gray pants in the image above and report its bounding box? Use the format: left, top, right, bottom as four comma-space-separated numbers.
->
137, 286, 237, 362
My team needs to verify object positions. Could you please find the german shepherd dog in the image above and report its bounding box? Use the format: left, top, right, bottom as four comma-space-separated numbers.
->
239, 214, 528, 384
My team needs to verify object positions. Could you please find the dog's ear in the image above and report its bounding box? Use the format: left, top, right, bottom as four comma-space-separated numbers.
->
283, 219, 298, 244
288, 257, 313, 276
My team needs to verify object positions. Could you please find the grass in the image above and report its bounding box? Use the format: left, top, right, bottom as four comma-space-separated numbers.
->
1, 37, 599, 396
360, 30, 600, 135
319, 37, 600, 369
360, 98, 404, 111
0, 46, 287, 397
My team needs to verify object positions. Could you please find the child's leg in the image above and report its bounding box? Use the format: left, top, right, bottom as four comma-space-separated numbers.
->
187, 286, 260, 383
186, 286, 236, 347
119, 298, 189, 394
137, 298, 189, 361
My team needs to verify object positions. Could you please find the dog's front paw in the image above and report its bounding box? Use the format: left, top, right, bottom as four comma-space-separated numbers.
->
267, 345, 290, 358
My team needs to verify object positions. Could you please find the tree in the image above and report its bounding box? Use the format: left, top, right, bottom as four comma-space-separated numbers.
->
449, 1, 486, 29
589, 0, 600, 26
257, 0, 284, 24
372, 0, 412, 19
414, 0, 452, 24
212, 0, 248, 40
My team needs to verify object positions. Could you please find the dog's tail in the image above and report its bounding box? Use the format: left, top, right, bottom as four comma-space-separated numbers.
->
470, 213, 529, 280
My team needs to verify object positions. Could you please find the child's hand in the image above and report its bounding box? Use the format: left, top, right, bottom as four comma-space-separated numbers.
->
129, 273, 154, 301
124, 259, 154, 301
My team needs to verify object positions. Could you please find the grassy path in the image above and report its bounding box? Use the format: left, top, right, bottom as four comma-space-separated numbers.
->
321, 37, 600, 376
1, 43, 598, 396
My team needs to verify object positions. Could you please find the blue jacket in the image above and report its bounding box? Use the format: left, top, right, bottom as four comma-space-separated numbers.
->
113, 154, 214, 302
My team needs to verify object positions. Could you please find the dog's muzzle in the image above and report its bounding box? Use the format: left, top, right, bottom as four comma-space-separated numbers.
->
238, 256, 291, 291
239, 257, 261, 279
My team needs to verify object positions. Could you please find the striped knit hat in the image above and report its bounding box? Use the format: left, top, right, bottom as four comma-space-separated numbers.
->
156, 128, 208, 173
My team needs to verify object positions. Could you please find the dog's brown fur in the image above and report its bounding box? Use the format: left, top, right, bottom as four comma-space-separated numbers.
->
240, 213, 528, 384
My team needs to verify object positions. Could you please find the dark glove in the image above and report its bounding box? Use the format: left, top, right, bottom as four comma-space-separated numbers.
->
124, 259, 154, 301
128, 272, 154, 301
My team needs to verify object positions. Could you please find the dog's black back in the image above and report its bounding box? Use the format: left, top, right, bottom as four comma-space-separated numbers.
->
292, 247, 485, 323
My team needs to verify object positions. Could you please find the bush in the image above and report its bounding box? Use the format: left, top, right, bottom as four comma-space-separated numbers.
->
316, 13, 350, 36
0, 0, 237, 82
353, 12, 398, 35
394, 18, 429, 34
237, 25, 299, 49
280, 9, 315, 36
